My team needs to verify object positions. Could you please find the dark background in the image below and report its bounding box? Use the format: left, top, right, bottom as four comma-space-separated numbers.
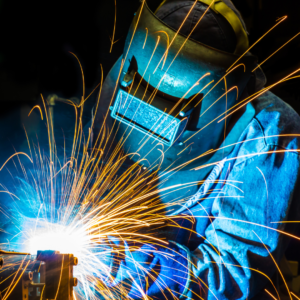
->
0, 0, 300, 262
1, 0, 300, 109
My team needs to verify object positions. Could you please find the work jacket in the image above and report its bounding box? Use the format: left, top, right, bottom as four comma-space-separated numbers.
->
103, 84, 300, 299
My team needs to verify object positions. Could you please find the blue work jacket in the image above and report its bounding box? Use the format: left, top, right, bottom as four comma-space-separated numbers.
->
106, 91, 300, 300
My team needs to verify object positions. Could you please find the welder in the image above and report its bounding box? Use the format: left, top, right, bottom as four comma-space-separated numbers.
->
94, 0, 300, 299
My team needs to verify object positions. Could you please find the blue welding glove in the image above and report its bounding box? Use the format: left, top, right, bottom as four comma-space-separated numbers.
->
105, 241, 190, 299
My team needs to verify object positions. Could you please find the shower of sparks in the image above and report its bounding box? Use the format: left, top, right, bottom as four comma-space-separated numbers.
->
0, 91, 190, 299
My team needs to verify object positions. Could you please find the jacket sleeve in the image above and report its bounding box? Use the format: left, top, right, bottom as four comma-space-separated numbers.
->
186, 145, 300, 300
106, 241, 190, 299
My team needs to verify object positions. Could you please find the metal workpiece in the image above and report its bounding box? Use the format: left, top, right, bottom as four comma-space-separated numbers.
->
0, 250, 78, 300
71, 277, 78, 287
37, 250, 78, 300
23, 271, 33, 281
0, 268, 33, 300
72, 257, 78, 266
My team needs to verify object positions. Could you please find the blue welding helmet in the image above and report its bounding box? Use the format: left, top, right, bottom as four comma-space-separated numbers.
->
109, 0, 257, 170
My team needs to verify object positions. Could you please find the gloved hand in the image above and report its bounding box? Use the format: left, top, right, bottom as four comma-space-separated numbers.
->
97, 237, 123, 284
104, 240, 190, 299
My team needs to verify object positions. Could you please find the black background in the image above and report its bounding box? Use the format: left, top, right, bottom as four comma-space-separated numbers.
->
1, 0, 300, 107
0, 0, 300, 262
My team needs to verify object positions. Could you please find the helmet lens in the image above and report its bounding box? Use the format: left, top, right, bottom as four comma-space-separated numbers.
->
111, 90, 182, 146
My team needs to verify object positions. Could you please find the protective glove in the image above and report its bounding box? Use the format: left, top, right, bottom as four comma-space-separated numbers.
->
106, 240, 190, 299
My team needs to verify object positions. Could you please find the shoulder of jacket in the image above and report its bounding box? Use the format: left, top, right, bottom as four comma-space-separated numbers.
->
251, 91, 300, 151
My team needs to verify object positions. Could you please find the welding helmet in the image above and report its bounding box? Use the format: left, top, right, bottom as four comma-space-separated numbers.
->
108, 0, 257, 171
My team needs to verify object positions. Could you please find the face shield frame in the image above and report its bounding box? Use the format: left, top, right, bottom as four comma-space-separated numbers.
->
110, 1, 257, 148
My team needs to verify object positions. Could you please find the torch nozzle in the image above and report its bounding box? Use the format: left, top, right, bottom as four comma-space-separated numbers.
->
0, 249, 30, 256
